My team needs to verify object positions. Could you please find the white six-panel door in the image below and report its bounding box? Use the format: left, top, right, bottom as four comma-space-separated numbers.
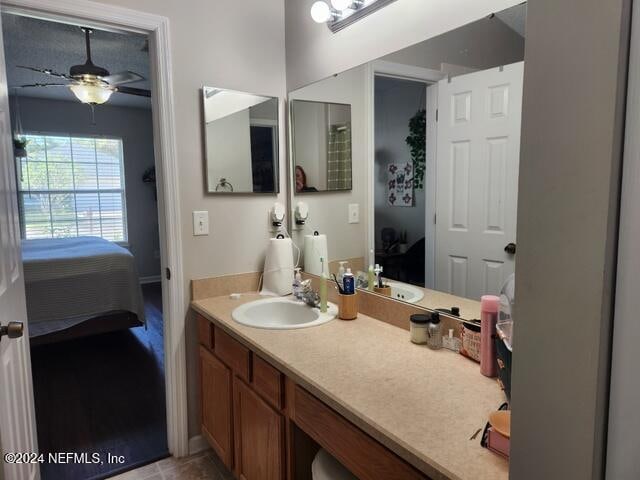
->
0, 5, 39, 479
435, 62, 523, 300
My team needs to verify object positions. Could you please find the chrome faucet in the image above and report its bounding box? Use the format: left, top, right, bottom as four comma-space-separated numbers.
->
295, 279, 320, 308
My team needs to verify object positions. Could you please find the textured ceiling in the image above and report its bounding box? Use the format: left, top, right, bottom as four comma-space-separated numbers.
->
2, 13, 151, 109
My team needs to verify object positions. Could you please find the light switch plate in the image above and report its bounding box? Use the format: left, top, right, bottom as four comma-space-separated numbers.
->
193, 211, 209, 236
348, 203, 360, 224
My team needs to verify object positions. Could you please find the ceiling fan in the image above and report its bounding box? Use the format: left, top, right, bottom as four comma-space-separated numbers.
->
15, 27, 150, 105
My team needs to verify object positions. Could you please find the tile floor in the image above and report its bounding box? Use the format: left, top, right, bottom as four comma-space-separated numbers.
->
109, 450, 233, 480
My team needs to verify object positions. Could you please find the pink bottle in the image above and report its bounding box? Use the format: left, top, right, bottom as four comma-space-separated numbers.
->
480, 295, 500, 377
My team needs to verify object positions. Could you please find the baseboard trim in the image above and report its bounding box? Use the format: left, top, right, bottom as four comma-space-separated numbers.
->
188, 435, 209, 455
140, 275, 162, 284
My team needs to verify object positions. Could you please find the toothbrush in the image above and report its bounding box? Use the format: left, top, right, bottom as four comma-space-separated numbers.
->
332, 274, 345, 294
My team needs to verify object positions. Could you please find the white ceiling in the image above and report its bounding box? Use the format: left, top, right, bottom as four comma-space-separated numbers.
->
2, 13, 151, 109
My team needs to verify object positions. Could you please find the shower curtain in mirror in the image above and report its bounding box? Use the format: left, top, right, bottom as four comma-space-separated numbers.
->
326, 123, 352, 191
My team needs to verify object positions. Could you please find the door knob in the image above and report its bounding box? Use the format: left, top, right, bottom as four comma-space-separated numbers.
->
504, 243, 517, 255
0, 322, 24, 341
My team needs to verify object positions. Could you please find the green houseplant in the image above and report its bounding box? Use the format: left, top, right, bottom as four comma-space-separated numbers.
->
405, 109, 426, 189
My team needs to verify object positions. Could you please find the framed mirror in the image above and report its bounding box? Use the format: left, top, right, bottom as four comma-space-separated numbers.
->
287, 3, 526, 321
290, 100, 352, 193
202, 87, 279, 194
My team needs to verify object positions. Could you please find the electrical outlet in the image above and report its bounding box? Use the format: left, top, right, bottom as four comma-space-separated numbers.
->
193, 211, 209, 236
348, 203, 360, 224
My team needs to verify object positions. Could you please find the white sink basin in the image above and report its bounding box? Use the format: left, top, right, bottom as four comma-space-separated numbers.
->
232, 297, 338, 330
387, 281, 425, 304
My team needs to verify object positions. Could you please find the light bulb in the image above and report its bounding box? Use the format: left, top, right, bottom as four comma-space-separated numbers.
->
331, 0, 352, 11
70, 84, 113, 105
310, 1, 332, 23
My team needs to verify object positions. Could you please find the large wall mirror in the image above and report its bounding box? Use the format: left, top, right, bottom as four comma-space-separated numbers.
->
203, 87, 279, 193
287, 3, 526, 320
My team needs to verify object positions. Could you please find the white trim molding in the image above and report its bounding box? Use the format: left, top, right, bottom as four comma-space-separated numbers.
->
606, 0, 640, 476
365, 60, 445, 275
1, 0, 189, 457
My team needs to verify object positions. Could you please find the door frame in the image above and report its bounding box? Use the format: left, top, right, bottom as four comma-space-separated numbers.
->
364, 60, 444, 287
606, 0, 640, 475
0, 0, 189, 457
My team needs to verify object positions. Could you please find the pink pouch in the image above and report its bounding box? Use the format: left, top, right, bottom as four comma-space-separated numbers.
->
487, 427, 510, 459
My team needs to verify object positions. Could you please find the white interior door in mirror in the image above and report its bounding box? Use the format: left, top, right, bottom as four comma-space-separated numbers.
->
435, 62, 523, 299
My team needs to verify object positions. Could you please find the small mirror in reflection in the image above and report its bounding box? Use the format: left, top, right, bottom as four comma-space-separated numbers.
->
291, 100, 352, 193
203, 87, 279, 194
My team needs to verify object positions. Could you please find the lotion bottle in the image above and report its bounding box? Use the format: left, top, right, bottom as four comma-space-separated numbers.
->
480, 295, 500, 377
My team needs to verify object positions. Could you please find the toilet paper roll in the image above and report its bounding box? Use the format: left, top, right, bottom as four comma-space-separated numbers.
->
261, 237, 295, 296
304, 234, 329, 276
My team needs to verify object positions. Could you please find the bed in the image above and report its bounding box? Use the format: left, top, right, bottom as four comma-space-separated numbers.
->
22, 237, 146, 344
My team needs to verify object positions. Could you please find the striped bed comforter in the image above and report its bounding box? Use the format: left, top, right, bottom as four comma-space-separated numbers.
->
22, 236, 146, 336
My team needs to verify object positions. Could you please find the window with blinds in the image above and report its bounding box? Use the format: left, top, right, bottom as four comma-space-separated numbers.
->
17, 134, 127, 242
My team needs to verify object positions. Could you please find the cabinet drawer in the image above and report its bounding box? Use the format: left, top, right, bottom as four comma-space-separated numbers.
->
214, 326, 251, 381
252, 355, 284, 410
293, 386, 425, 480
199, 346, 233, 469
197, 314, 213, 350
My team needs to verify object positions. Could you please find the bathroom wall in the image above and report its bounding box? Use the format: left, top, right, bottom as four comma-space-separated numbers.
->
285, 0, 523, 91
87, 0, 287, 439
205, 109, 253, 192
291, 100, 327, 189
374, 77, 426, 250
510, 0, 630, 478
289, 65, 368, 265
10, 96, 161, 280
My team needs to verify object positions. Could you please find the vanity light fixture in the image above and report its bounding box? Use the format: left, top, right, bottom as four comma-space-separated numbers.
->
310, 0, 398, 33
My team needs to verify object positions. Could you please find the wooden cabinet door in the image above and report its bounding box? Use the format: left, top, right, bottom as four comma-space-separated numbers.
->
234, 378, 285, 480
200, 346, 233, 469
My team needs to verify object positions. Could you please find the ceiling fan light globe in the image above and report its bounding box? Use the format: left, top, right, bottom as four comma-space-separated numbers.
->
70, 84, 113, 105
331, 0, 352, 11
310, 1, 333, 23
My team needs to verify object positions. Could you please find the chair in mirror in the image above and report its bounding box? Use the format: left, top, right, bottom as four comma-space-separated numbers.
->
202, 87, 279, 194
287, 3, 526, 321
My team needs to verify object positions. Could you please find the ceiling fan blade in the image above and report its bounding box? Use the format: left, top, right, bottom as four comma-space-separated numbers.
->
15, 83, 69, 89
102, 71, 145, 85
16, 65, 72, 80
114, 86, 151, 97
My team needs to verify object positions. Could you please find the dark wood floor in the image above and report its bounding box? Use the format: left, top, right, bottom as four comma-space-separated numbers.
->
30, 283, 169, 480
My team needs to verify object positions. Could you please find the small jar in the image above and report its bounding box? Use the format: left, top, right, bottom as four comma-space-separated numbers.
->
409, 314, 430, 344
426, 313, 442, 350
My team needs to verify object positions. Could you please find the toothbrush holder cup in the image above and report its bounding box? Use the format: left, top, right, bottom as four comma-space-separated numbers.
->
338, 292, 358, 320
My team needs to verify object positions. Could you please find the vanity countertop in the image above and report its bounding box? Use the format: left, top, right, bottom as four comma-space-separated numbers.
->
192, 293, 508, 480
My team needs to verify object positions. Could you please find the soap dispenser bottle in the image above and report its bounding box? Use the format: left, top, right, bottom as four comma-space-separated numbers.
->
292, 267, 302, 298
319, 258, 328, 313
337, 261, 348, 289
367, 249, 375, 291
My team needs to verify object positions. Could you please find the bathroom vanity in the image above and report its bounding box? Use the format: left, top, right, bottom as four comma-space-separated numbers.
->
192, 292, 508, 480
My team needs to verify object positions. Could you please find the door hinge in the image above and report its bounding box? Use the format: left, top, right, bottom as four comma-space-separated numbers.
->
165, 267, 171, 280
435, 109, 439, 122
434, 213, 437, 224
